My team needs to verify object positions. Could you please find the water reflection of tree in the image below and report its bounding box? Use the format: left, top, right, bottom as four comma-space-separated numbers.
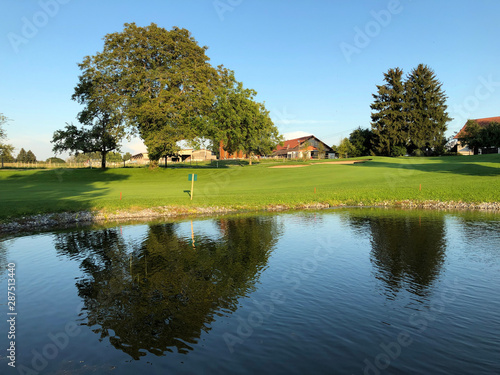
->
348, 212, 446, 299
54, 216, 281, 359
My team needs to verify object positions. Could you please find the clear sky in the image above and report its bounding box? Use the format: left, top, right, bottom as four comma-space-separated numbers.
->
1, 0, 500, 160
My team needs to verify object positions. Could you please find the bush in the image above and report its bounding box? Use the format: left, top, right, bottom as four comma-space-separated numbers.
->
412, 149, 424, 157
391, 146, 407, 157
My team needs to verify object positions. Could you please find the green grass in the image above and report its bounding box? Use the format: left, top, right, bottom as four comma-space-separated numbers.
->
0, 155, 499, 221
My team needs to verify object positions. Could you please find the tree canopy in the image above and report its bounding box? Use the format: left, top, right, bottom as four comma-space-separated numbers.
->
370, 67, 406, 156
349, 127, 374, 156
210, 68, 281, 164
75, 23, 220, 163
459, 120, 500, 152
405, 64, 451, 152
370, 65, 451, 156
0, 113, 7, 141
16, 148, 27, 163
337, 138, 356, 158
52, 122, 121, 169
70, 23, 280, 167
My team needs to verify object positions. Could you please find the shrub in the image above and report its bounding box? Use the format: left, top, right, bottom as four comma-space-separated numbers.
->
391, 146, 407, 157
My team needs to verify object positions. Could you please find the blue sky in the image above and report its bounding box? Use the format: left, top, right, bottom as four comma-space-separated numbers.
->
1, 0, 500, 159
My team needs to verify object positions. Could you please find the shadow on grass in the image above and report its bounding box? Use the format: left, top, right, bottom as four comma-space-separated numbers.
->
166, 160, 251, 169
0, 168, 130, 220
359, 155, 500, 177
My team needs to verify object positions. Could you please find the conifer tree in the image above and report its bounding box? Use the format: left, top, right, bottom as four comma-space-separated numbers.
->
16, 148, 27, 163
370, 68, 406, 156
26, 150, 37, 163
405, 64, 451, 153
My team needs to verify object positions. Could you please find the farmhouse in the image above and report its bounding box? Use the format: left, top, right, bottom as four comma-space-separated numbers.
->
454, 116, 500, 155
273, 135, 335, 159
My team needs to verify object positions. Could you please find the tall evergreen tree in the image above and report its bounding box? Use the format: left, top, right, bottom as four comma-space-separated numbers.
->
26, 150, 37, 163
16, 148, 27, 163
370, 68, 406, 156
405, 64, 451, 153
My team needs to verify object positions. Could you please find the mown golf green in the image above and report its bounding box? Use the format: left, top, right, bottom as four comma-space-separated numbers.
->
0, 155, 499, 221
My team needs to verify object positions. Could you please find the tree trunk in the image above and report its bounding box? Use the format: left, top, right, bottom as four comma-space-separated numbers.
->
101, 151, 107, 169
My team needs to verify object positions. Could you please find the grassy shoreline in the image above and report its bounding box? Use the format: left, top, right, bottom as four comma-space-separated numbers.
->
1, 200, 499, 234
0, 155, 499, 230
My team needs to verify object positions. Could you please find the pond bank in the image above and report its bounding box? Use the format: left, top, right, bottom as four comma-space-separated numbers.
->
1, 200, 499, 234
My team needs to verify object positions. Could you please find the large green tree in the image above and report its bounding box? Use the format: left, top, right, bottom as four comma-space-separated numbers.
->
64, 64, 126, 169
405, 64, 451, 153
76, 23, 219, 164
370, 67, 406, 156
52, 122, 121, 169
349, 127, 375, 157
210, 67, 281, 164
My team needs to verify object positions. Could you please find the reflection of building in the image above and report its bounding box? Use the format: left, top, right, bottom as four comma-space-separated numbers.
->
129, 150, 216, 164
272, 135, 335, 159
454, 116, 500, 155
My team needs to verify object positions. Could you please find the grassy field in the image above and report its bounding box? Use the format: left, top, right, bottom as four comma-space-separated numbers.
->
0, 155, 499, 221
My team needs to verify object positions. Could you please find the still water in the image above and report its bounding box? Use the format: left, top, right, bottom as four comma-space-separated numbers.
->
0, 208, 499, 374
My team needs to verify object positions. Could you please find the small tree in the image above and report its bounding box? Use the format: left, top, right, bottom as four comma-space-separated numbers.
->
459, 120, 483, 153
459, 120, 500, 152
47, 157, 66, 164
349, 127, 375, 156
52, 123, 121, 169
337, 138, 355, 159
481, 122, 500, 148
16, 148, 27, 163
0, 114, 15, 164
0, 144, 15, 163
122, 152, 132, 161
26, 150, 37, 163
0, 113, 8, 142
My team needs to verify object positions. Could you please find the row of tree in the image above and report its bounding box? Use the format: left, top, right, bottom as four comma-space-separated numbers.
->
15, 148, 37, 163
52, 23, 282, 168
333, 64, 452, 158
370, 64, 450, 156
0, 122, 38, 163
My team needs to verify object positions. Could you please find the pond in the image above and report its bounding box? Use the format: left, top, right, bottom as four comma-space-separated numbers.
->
1, 208, 499, 374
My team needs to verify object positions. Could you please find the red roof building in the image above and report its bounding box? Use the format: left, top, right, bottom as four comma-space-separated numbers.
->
454, 116, 500, 155
454, 116, 500, 139
273, 135, 334, 159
